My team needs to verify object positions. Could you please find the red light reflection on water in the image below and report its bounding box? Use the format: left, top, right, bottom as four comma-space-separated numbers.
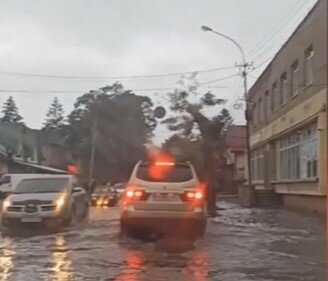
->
115, 250, 145, 281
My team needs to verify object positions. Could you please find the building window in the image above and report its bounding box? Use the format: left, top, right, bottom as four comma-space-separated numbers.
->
304, 45, 314, 86
280, 72, 287, 105
291, 60, 300, 97
278, 123, 317, 180
272, 82, 278, 111
265, 90, 270, 120
251, 147, 264, 181
258, 97, 263, 123
253, 102, 257, 126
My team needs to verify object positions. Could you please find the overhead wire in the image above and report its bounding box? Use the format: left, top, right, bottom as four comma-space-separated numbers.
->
0, 65, 235, 81
248, 0, 309, 57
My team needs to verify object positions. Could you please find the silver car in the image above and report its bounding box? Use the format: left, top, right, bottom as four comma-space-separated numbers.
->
1, 175, 89, 230
120, 161, 206, 240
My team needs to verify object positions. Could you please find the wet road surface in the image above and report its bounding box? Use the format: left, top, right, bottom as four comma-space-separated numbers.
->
0, 200, 325, 281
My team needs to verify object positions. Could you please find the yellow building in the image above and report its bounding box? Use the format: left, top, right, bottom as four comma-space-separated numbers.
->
248, 0, 327, 212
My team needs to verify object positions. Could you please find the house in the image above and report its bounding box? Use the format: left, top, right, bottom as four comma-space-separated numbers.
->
0, 123, 74, 177
221, 125, 248, 193
247, 0, 327, 212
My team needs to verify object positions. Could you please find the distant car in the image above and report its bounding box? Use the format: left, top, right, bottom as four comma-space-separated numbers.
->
113, 183, 126, 198
120, 161, 206, 240
1, 175, 89, 230
91, 186, 118, 207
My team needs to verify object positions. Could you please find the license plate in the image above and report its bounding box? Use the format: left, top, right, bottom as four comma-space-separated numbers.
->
21, 217, 42, 223
153, 193, 177, 199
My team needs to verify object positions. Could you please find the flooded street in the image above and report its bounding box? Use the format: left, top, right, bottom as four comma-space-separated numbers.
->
0, 200, 325, 281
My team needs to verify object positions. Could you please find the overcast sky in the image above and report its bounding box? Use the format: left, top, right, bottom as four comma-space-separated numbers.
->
0, 0, 318, 143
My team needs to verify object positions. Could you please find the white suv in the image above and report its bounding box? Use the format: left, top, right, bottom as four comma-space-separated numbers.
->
1, 175, 89, 231
120, 161, 206, 240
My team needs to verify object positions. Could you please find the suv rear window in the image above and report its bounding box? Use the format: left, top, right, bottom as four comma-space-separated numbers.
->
136, 163, 193, 182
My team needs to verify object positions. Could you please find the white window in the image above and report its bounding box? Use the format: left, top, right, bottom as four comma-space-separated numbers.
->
272, 82, 278, 111
291, 60, 300, 97
280, 73, 287, 105
251, 147, 264, 181
278, 124, 317, 180
305, 46, 314, 86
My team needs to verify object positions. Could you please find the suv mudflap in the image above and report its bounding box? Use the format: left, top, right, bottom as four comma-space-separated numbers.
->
121, 217, 206, 240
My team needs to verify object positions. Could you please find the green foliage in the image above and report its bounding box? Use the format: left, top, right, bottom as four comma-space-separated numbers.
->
162, 134, 204, 179
43, 97, 65, 129
163, 74, 233, 212
0, 96, 23, 123
67, 82, 157, 182
163, 74, 233, 140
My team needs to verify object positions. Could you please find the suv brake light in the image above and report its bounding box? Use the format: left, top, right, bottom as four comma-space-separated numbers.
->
181, 191, 203, 202
124, 189, 148, 201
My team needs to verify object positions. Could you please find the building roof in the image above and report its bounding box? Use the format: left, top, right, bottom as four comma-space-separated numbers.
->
13, 159, 69, 174
225, 125, 247, 152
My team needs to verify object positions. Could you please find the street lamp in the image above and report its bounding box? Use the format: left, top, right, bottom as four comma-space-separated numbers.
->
201, 25, 252, 187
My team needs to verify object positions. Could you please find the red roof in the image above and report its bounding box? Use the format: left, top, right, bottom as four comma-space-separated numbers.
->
225, 125, 247, 152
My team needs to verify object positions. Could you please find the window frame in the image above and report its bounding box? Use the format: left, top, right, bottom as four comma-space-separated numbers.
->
304, 45, 314, 86
291, 60, 300, 98
280, 72, 288, 106
272, 82, 278, 112
278, 124, 317, 180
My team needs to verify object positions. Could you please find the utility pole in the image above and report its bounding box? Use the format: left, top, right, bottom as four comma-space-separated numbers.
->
88, 114, 98, 186
201, 25, 253, 187
236, 62, 253, 186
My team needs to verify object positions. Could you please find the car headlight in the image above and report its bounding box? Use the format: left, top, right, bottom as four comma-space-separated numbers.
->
56, 197, 65, 208
3, 199, 11, 210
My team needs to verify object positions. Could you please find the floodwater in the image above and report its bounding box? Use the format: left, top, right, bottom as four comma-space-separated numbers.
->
0, 200, 325, 281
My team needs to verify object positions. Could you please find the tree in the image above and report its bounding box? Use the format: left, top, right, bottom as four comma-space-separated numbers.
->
67, 82, 157, 183
0, 96, 23, 123
162, 74, 233, 215
43, 97, 65, 129
162, 134, 204, 179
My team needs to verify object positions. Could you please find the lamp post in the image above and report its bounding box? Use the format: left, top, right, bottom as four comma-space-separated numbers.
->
201, 25, 252, 187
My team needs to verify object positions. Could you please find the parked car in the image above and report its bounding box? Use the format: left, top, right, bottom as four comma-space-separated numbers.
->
91, 186, 118, 207
120, 161, 206, 240
0, 174, 55, 199
1, 175, 89, 231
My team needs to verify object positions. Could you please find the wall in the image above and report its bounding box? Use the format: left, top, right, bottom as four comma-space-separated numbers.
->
41, 145, 71, 169
283, 194, 326, 213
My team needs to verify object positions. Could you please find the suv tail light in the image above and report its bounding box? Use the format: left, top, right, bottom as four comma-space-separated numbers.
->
125, 189, 149, 201
181, 191, 203, 202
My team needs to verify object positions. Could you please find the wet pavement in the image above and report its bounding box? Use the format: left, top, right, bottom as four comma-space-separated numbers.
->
0, 200, 325, 281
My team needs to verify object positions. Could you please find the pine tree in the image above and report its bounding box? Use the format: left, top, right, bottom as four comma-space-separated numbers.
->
0, 96, 23, 123
43, 97, 65, 129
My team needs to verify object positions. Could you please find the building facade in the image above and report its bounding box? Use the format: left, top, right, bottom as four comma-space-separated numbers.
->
248, 0, 327, 212
222, 125, 248, 193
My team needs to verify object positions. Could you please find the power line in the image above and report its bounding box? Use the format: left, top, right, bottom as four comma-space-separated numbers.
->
199, 73, 240, 85
248, 0, 309, 57
0, 65, 235, 81
0, 83, 238, 95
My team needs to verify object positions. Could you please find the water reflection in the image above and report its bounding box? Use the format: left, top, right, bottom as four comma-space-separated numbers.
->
51, 234, 72, 281
0, 237, 14, 281
184, 249, 209, 281
115, 241, 209, 281
115, 250, 146, 281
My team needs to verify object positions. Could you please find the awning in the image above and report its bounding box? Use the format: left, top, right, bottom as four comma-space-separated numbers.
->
13, 159, 69, 174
